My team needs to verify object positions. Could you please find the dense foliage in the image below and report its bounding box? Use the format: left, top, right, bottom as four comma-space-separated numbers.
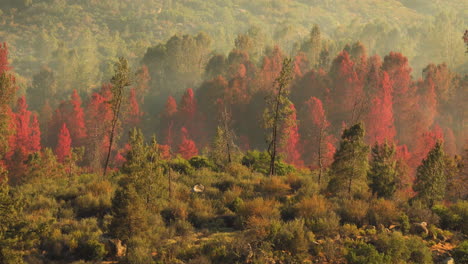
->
0, 0, 467, 263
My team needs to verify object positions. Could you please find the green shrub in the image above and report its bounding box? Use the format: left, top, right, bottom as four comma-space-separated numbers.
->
453, 240, 468, 264
433, 201, 468, 234
169, 158, 193, 175
189, 156, 215, 170
345, 241, 389, 264
241, 150, 295, 176
76, 239, 106, 261
269, 219, 308, 257
399, 213, 411, 234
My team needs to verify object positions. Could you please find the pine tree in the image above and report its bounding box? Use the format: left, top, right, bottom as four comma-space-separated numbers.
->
327, 123, 370, 197
368, 142, 398, 198
104, 58, 131, 177
413, 142, 447, 207
264, 58, 293, 176
55, 123, 72, 163
110, 183, 149, 243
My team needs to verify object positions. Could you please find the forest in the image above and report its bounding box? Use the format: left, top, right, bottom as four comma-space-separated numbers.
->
0, 0, 467, 263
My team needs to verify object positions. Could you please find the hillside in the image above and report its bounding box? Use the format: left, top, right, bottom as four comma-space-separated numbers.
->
0, 0, 466, 85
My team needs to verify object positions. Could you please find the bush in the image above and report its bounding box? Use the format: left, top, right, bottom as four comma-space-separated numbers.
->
338, 199, 369, 227
255, 176, 291, 198
345, 241, 389, 264
76, 239, 106, 261
161, 201, 189, 224
374, 232, 410, 263
433, 201, 468, 234
169, 158, 193, 175
269, 219, 309, 257
367, 199, 401, 227
295, 195, 340, 236
453, 240, 468, 264
189, 156, 215, 170
238, 197, 280, 227
241, 150, 295, 176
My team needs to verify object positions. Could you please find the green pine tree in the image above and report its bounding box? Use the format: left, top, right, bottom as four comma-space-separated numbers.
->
327, 123, 370, 197
413, 142, 447, 207
368, 142, 398, 198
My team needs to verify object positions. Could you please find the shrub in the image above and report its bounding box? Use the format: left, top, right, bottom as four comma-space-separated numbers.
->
406, 200, 440, 225
256, 176, 291, 198
188, 198, 216, 228
399, 213, 411, 235
433, 201, 468, 234
367, 199, 401, 227
453, 240, 468, 264
345, 241, 389, 264
169, 157, 193, 174
224, 162, 251, 178
238, 197, 280, 227
338, 199, 369, 227
269, 219, 309, 256
406, 235, 433, 264
76, 239, 106, 261
241, 150, 295, 176
161, 201, 189, 224
189, 156, 215, 170
295, 195, 340, 236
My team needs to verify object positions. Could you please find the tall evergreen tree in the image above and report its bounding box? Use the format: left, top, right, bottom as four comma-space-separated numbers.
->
413, 142, 447, 207
368, 142, 398, 198
104, 57, 131, 177
264, 58, 293, 176
327, 123, 370, 197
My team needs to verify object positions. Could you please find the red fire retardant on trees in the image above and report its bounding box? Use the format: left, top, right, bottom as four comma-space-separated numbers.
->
177, 127, 198, 159
279, 104, 303, 167
55, 123, 72, 163
366, 71, 396, 144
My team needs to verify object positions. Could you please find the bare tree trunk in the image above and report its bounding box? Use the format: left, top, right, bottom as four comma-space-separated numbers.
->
318, 125, 324, 185
103, 92, 123, 177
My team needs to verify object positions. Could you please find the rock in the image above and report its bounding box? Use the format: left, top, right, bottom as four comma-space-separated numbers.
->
193, 184, 205, 193
441, 257, 454, 264
105, 238, 126, 258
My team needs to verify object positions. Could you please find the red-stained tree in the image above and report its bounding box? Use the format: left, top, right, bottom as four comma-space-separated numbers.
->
178, 88, 197, 130
257, 46, 284, 91
84, 87, 113, 169
299, 96, 336, 182
55, 123, 72, 163
0, 43, 11, 74
411, 125, 444, 168
177, 127, 198, 159
328, 51, 364, 129
365, 71, 396, 144
69, 90, 87, 146
382, 52, 415, 147
279, 104, 303, 167
161, 96, 178, 147
30, 113, 41, 153
126, 87, 143, 128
